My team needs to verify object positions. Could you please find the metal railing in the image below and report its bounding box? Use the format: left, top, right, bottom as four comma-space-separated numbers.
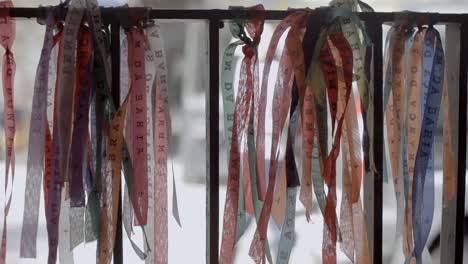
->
2, 6, 468, 264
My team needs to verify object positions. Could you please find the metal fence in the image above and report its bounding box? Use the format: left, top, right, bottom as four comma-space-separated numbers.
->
3, 6, 468, 264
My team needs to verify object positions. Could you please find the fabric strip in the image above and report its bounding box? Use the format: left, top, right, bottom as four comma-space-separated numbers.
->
20, 9, 54, 258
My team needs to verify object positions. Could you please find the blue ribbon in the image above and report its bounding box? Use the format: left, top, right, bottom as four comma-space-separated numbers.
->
412, 26, 444, 263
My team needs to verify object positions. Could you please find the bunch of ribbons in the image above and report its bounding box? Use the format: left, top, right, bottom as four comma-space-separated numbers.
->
0, 0, 456, 263
383, 18, 451, 264
220, 1, 376, 263
0, 0, 183, 263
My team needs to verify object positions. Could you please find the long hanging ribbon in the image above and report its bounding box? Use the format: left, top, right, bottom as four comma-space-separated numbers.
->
308, 26, 332, 220
149, 22, 181, 227
221, 12, 248, 241
118, 30, 146, 260
143, 27, 157, 264
0, 1, 14, 263
220, 41, 254, 264
131, 26, 149, 226
145, 22, 165, 263
83, 0, 111, 243
275, 25, 307, 228
220, 5, 265, 263
69, 22, 93, 250
69, 22, 93, 209
328, 7, 373, 261
276, 30, 307, 258
412, 26, 444, 264
283, 15, 308, 235
321, 31, 354, 264
330, 37, 362, 262
145, 23, 182, 263
271, 13, 308, 231
120, 32, 133, 245
248, 11, 308, 264
99, 26, 146, 264
344, 83, 371, 264
46, 27, 64, 264
404, 28, 424, 262
255, 11, 308, 201
44, 29, 61, 214
85, 32, 106, 243
91, 18, 149, 259
55, 4, 85, 257
153, 72, 169, 264
385, 25, 407, 241
383, 26, 397, 184
20, 8, 54, 258
57, 0, 84, 186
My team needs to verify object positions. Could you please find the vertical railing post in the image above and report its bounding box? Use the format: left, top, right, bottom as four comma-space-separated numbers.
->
440, 22, 461, 263
367, 21, 383, 264
110, 20, 123, 264
454, 21, 468, 264
207, 17, 220, 264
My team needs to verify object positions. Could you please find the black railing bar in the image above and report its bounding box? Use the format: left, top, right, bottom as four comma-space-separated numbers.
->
368, 22, 383, 264
454, 22, 467, 264
207, 18, 220, 264
3, 7, 468, 24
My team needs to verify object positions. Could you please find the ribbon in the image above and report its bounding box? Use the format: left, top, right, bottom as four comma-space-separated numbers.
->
220, 5, 266, 264
308, 27, 331, 220
255, 10, 309, 202
143, 27, 157, 264
221, 14, 247, 241
45, 31, 63, 263
57, 0, 84, 185
44, 28, 61, 213
131, 26, 149, 227
118, 30, 146, 260
324, 32, 354, 264
83, 0, 110, 243
154, 72, 169, 264
98, 26, 146, 264
69, 23, 93, 208
275, 16, 308, 263
85, 31, 106, 242
404, 28, 424, 261
20, 8, 54, 258
68, 23, 93, 250
386, 25, 407, 241
272, 13, 307, 230
383, 26, 397, 184
0, 1, 14, 263
248, 10, 308, 264
412, 26, 444, 263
